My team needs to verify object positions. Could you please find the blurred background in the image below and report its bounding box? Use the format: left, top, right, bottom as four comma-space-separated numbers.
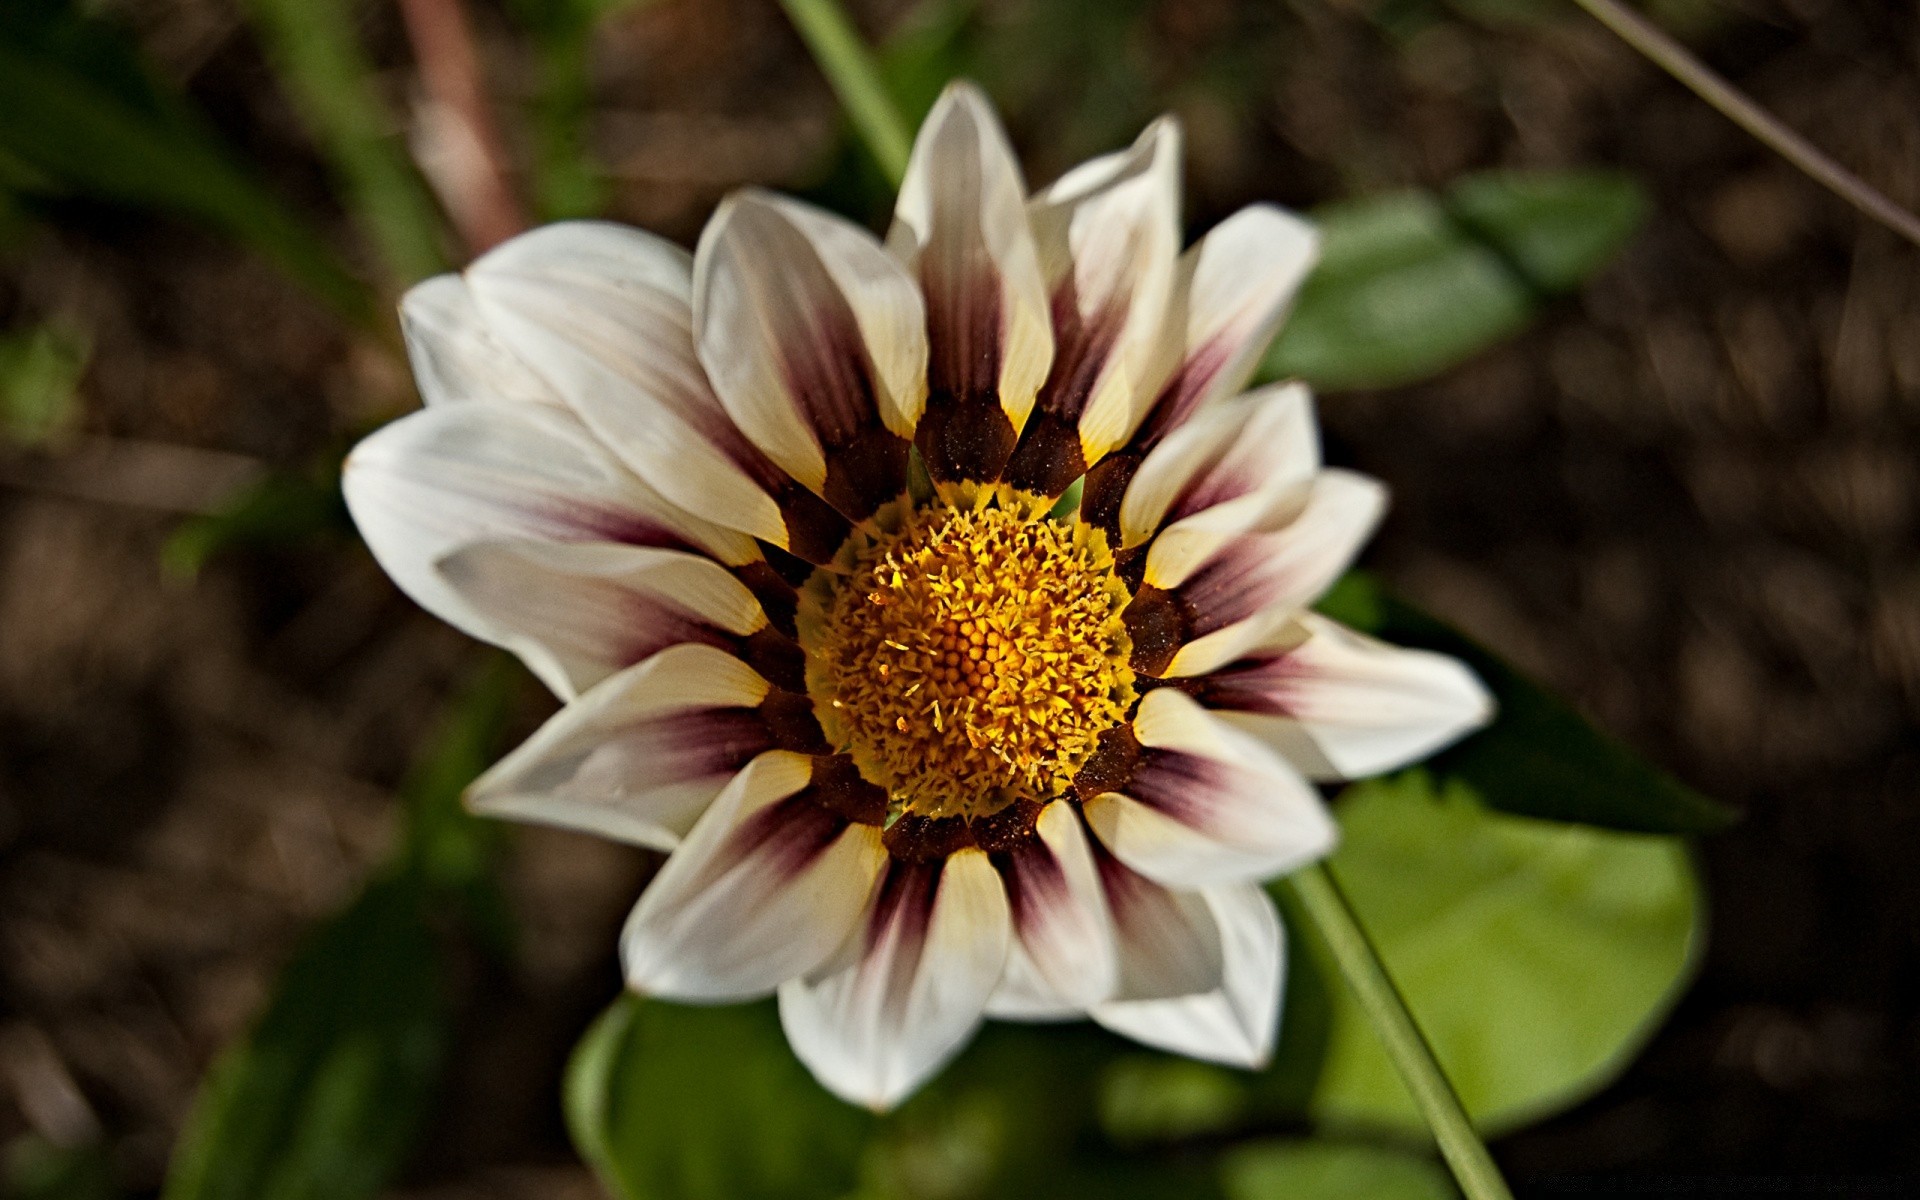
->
0, 0, 1914, 1195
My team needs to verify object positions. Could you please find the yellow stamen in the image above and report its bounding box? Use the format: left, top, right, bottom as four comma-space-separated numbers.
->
801, 486, 1135, 820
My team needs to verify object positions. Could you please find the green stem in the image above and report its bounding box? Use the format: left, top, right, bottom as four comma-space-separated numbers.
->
1569, 0, 1920, 250
1285, 863, 1516, 1200
776, 0, 913, 186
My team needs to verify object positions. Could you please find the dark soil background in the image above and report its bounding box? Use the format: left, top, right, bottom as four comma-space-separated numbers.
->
0, 0, 1915, 1194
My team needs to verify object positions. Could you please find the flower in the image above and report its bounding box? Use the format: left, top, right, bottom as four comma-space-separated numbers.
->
344, 82, 1493, 1110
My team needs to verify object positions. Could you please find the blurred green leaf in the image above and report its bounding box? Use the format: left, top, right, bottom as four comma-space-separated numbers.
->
239, 0, 448, 284
1288, 771, 1701, 1136
4, 1137, 118, 1200
161, 467, 349, 581
1221, 1141, 1455, 1200
0, 3, 370, 321
1448, 170, 1649, 293
161, 657, 516, 1199
504, 0, 654, 220
1263, 169, 1646, 391
1097, 1057, 1247, 1147
1317, 572, 1736, 834
0, 323, 88, 448
566, 996, 872, 1200
161, 876, 449, 1200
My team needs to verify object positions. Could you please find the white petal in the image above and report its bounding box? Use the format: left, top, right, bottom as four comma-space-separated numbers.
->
889, 81, 1052, 463
1084, 689, 1337, 887
1121, 382, 1319, 572
1206, 613, 1494, 781
1161, 469, 1388, 678
984, 800, 1117, 1017
343, 401, 757, 651
621, 751, 887, 1001
1095, 845, 1224, 1001
779, 849, 1011, 1110
466, 644, 775, 848
1094, 883, 1284, 1068
465, 221, 789, 546
1024, 118, 1183, 466
435, 539, 765, 699
693, 191, 928, 499
398, 274, 563, 409
1133, 206, 1319, 441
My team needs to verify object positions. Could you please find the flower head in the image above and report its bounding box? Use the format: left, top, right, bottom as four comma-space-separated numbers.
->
345, 83, 1492, 1109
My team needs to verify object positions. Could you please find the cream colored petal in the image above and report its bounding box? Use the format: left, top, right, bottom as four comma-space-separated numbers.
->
1133, 205, 1319, 440
621, 751, 887, 1001
465, 221, 789, 546
1093, 883, 1284, 1067
888, 81, 1053, 473
343, 401, 757, 655
1025, 118, 1182, 465
779, 850, 1011, 1110
1084, 689, 1337, 888
1094, 847, 1224, 1001
466, 644, 774, 849
1159, 469, 1388, 677
1121, 381, 1318, 562
983, 800, 1117, 1017
1207, 613, 1494, 781
693, 191, 927, 507
434, 539, 764, 699
399, 274, 562, 408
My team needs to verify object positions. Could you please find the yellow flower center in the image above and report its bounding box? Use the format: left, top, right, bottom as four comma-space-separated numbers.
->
802, 487, 1136, 821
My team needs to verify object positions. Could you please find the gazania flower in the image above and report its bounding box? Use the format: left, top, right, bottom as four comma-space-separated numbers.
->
344, 83, 1491, 1109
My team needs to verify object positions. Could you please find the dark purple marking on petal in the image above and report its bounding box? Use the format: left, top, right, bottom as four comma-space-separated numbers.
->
1122, 585, 1192, 678
615, 593, 735, 672
992, 829, 1069, 940
1080, 450, 1142, 541
808, 753, 890, 826
1000, 410, 1087, 499
917, 270, 1018, 484
709, 791, 850, 892
1002, 288, 1123, 495
1073, 722, 1144, 800
733, 560, 798, 638
762, 689, 831, 754
779, 301, 911, 521
970, 798, 1044, 853
1131, 335, 1233, 450
1117, 745, 1262, 838
1182, 651, 1302, 717
1177, 533, 1293, 639
1089, 834, 1162, 924
635, 706, 777, 784
885, 813, 975, 862
738, 626, 806, 693
776, 483, 853, 565
821, 424, 912, 523
865, 858, 943, 966
556, 502, 699, 553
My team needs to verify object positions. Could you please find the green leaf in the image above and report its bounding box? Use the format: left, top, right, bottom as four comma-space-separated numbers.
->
1263, 170, 1645, 391
1446, 170, 1649, 293
564, 996, 872, 1200
0, 5, 370, 321
162, 876, 450, 1200
1222, 1141, 1455, 1200
503, 0, 655, 220
1289, 771, 1702, 1136
1097, 1057, 1248, 1147
238, 0, 448, 284
0, 322, 88, 448
1316, 572, 1736, 834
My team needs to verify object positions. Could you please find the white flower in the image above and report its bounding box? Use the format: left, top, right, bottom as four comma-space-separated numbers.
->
344, 83, 1493, 1110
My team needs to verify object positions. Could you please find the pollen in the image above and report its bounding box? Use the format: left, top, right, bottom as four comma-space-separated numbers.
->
801, 487, 1136, 820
